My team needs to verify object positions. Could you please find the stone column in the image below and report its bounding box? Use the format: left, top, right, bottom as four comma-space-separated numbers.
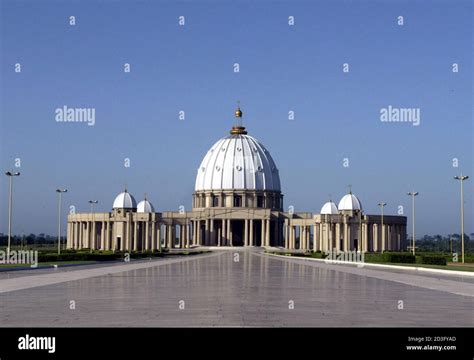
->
196, 221, 201, 245
291, 226, 296, 249
381, 224, 386, 252
261, 220, 266, 247
250, 219, 254, 246
186, 222, 192, 248
145, 222, 149, 251
100, 221, 105, 250
92, 221, 96, 250
363, 223, 369, 252
244, 219, 249, 246
300, 226, 305, 250
373, 223, 378, 252
221, 219, 226, 246
285, 223, 289, 249
210, 219, 214, 247
84, 222, 89, 249
157, 224, 162, 251
132, 221, 138, 251
151, 221, 156, 251
266, 220, 270, 246
226, 219, 231, 246
205, 219, 210, 246
76, 222, 80, 249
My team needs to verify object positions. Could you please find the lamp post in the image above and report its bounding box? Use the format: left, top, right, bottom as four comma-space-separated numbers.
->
454, 175, 469, 264
407, 192, 418, 255
378, 202, 386, 252
5, 171, 20, 256
56, 189, 68, 254
88, 200, 98, 252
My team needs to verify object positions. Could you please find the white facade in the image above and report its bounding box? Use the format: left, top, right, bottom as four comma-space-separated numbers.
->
67, 107, 407, 253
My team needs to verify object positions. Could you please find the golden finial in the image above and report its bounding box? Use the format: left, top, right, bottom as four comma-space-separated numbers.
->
235, 101, 242, 118
230, 101, 247, 135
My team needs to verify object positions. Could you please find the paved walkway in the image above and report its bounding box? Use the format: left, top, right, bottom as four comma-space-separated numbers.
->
0, 249, 472, 327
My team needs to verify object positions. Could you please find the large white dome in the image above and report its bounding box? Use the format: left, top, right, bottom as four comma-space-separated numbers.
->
320, 201, 338, 214
195, 134, 281, 191
338, 193, 362, 211
137, 199, 155, 213
113, 190, 137, 209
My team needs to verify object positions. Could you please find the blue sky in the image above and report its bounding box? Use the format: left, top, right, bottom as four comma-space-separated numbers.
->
0, 0, 472, 236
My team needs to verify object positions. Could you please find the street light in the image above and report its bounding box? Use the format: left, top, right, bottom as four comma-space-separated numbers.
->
378, 202, 387, 251
88, 200, 98, 252
56, 189, 68, 254
407, 192, 419, 255
5, 171, 20, 256
454, 175, 469, 264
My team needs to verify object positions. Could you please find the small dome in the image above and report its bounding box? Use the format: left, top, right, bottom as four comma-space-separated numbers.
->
113, 190, 137, 209
320, 201, 338, 215
338, 193, 362, 211
137, 199, 155, 213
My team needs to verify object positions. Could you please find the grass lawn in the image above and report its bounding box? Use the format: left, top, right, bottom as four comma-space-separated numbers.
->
366, 261, 474, 272
268, 251, 474, 273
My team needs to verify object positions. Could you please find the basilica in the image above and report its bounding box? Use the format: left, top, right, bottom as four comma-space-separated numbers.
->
67, 107, 407, 252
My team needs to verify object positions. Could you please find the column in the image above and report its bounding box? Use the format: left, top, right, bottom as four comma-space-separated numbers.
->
381, 224, 386, 252
363, 223, 369, 252
151, 221, 156, 251
244, 219, 249, 246
266, 220, 270, 246
300, 226, 304, 250
210, 219, 214, 246
185, 223, 190, 248
196, 221, 201, 246
373, 224, 378, 252
226, 219, 231, 246
100, 221, 105, 250
291, 226, 296, 249
132, 221, 138, 251
92, 221, 96, 250
106, 221, 111, 250
221, 219, 226, 246
205, 219, 210, 246
261, 220, 265, 247
144, 222, 149, 251
157, 224, 162, 251
250, 219, 254, 246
